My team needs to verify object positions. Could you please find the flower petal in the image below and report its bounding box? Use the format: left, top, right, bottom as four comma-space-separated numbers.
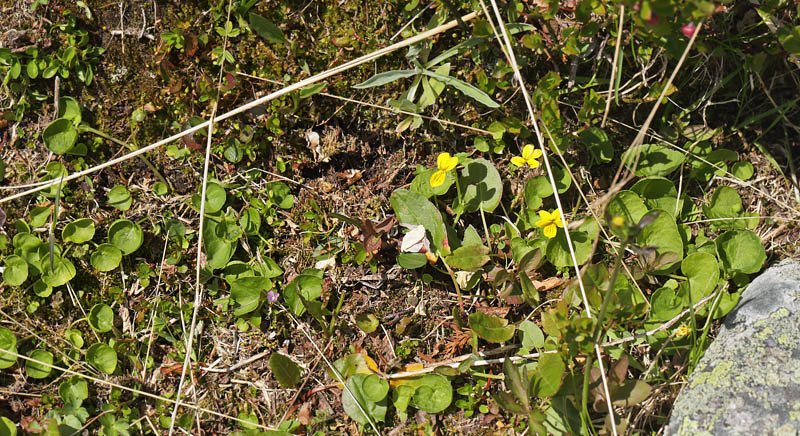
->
430, 170, 446, 187
543, 224, 557, 238
527, 158, 540, 169
437, 152, 452, 170
531, 149, 543, 159
443, 155, 458, 172
511, 156, 526, 167
521, 144, 535, 160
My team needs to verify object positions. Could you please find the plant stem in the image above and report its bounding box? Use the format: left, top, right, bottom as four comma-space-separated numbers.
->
440, 255, 464, 314
81, 125, 172, 190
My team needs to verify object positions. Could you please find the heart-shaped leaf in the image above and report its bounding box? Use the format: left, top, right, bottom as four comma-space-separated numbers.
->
86, 343, 117, 374
91, 244, 122, 272
88, 304, 114, 333
62, 218, 95, 244
3, 255, 28, 286
107, 219, 143, 255
43, 118, 78, 154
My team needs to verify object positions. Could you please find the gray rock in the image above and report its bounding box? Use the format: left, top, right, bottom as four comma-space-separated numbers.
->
665, 260, 800, 436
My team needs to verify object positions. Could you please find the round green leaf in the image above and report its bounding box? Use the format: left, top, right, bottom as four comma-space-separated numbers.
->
62, 218, 95, 243
29, 206, 50, 228
681, 252, 720, 302
397, 252, 428, 269
88, 303, 114, 333
578, 126, 613, 163
222, 261, 255, 284
86, 343, 117, 374
26, 349, 53, 379
3, 255, 28, 286
715, 230, 766, 275
550, 163, 572, 194
106, 185, 132, 211
342, 373, 388, 425
650, 286, 683, 321
545, 220, 597, 268
40, 255, 76, 287
469, 311, 515, 343
410, 167, 455, 198
0, 416, 17, 436
362, 374, 389, 402
731, 161, 754, 181
201, 183, 226, 214
91, 244, 122, 271
43, 118, 78, 154
606, 191, 648, 238
59, 375, 88, 404
356, 313, 379, 333
239, 208, 261, 235
58, 96, 82, 124
230, 276, 271, 316
411, 374, 453, 413
64, 329, 84, 348
152, 182, 168, 196
623, 143, 684, 177
456, 158, 503, 213
702, 186, 756, 229
635, 210, 683, 274
0, 327, 18, 369
269, 352, 301, 388
107, 219, 143, 255
33, 279, 52, 298
631, 177, 681, 218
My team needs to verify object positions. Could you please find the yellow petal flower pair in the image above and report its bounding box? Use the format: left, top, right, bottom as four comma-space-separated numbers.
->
511, 144, 543, 168
430, 152, 459, 187
535, 209, 565, 238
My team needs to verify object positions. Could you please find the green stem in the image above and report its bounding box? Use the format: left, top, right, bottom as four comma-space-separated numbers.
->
580, 238, 628, 424
81, 125, 172, 191
328, 288, 347, 336
440, 255, 464, 314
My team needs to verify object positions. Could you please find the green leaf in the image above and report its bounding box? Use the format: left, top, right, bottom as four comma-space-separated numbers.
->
420, 69, 499, 108
622, 143, 684, 177
107, 219, 143, 255
43, 118, 78, 154
0, 327, 18, 369
545, 223, 595, 268
532, 352, 565, 398
59, 376, 88, 404
731, 161, 754, 181
248, 13, 288, 44
106, 185, 132, 211
282, 268, 323, 316
410, 167, 454, 198
356, 313, 379, 333
681, 252, 720, 302
91, 244, 122, 272
503, 358, 530, 408
193, 182, 226, 214
58, 96, 82, 124
469, 311, 515, 343
152, 182, 168, 196
230, 276, 271, 316
650, 287, 682, 321
397, 252, 428, 269
519, 320, 544, 349
390, 189, 448, 254
702, 186, 757, 229
519, 272, 539, 305
0, 416, 16, 436
342, 373, 388, 425
299, 82, 327, 99
456, 158, 503, 213
86, 343, 117, 374
29, 206, 51, 228
606, 191, 648, 238
578, 127, 613, 163
88, 304, 114, 333
239, 208, 261, 235
62, 218, 95, 243
3, 255, 28, 286
362, 374, 389, 402
26, 349, 53, 379
635, 210, 683, 274
353, 69, 417, 89
269, 352, 301, 388
204, 219, 235, 270
40, 255, 76, 287
447, 244, 490, 271
715, 230, 766, 275
411, 374, 453, 413
631, 177, 681, 218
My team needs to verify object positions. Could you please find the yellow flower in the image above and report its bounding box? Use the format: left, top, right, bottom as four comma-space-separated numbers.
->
430, 152, 459, 187
611, 215, 625, 227
675, 324, 691, 338
511, 144, 543, 168
535, 209, 565, 238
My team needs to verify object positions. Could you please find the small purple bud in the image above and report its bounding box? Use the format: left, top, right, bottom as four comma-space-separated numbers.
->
267, 290, 279, 304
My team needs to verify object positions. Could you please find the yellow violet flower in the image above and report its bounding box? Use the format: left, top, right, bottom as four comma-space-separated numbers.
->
511, 144, 543, 168
535, 209, 565, 238
430, 152, 459, 187
611, 215, 625, 227
675, 324, 691, 338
